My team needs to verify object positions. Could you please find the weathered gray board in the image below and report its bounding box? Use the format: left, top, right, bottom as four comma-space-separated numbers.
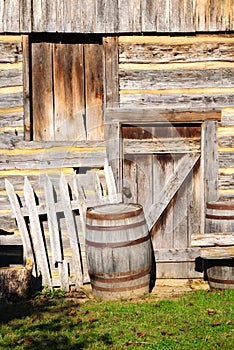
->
0, 0, 234, 33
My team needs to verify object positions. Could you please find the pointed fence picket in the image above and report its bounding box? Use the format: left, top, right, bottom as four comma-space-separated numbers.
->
5, 166, 122, 291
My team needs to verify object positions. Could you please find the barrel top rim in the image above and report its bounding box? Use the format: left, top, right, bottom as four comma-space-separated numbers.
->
86, 203, 143, 220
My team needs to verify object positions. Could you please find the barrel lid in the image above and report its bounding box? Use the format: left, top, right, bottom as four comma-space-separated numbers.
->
86, 203, 143, 220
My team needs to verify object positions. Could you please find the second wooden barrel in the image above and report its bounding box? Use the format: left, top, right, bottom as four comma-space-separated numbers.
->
86, 203, 152, 300
206, 260, 234, 290
205, 201, 234, 233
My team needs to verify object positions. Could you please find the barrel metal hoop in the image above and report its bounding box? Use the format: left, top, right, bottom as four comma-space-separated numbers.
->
208, 276, 234, 285
85, 233, 150, 249
207, 202, 234, 210
86, 219, 146, 232
206, 214, 234, 220
89, 265, 151, 283
91, 280, 149, 293
86, 204, 143, 220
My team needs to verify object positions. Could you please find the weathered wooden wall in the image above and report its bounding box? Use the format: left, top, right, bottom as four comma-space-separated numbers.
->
0, 0, 233, 33
119, 35, 234, 109
0, 35, 23, 147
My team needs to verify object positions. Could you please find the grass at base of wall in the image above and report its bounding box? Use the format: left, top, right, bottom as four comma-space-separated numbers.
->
0, 289, 233, 349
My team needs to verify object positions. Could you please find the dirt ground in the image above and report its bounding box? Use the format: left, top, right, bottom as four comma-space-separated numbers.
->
76, 279, 210, 301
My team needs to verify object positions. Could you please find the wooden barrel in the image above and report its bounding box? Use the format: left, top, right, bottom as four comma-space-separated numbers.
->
86, 203, 152, 300
205, 201, 234, 233
206, 260, 234, 290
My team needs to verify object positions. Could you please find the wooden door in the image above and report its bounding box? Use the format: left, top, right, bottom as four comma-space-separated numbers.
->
122, 123, 203, 278
31, 41, 104, 141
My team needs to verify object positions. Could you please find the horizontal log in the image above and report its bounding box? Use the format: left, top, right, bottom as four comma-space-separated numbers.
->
154, 248, 200, 262
119, 68, 234, 90
200, 246, 234, 259
0, 141, 107, 169
0, 113, 23, 128
119, 41, 234, 64
0, 70, 23, 87
218, 153, 234, 168
124, 139, 200, 154
191, 233, 234, 247
0, 42, 23, 63
105, 108, 221, 123
119, 93, 234, 109
0, 92, 23, 108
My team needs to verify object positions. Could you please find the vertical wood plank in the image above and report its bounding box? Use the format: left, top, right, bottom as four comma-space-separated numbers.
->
156, 0, 170, 32
59, 0, 71, 32
195, 0, 210, 31
123, 155, 137, 204
24, 177, 52, 288
80, 0, 96, 32
32, 43, 54, 141
105, 121, 122, 191
84, 44, 104, 141
142, 0, 158, 31
118, 0, 142, 32
19, 0, 31, 32
3, 0, 20, 32
0, 0, 4, 32
136, 155, 153, 214
53, 44, 86, 141
103, 37, 119, 108
60, 173, 83, 286
44, 1, 56, 32
44, 175, 62, 265
203, 121, 218, 203
32, 0, 44, 32
22, 35, 31, 140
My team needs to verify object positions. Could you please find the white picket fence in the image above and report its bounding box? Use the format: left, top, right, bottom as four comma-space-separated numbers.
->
5, 163, 121, 291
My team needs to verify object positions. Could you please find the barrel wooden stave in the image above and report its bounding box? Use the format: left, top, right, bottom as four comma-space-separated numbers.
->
205, 201, 234, 233
86, 203, 152, 299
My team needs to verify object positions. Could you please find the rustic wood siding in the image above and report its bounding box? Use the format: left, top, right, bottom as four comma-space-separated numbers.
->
218, 108, 234, 198
0, 36, 23, 147
119, 35, 234, 109
0, 0, 233, 33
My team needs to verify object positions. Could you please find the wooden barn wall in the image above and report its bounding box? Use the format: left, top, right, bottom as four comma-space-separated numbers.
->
119, 34, 234, 199
0, 35, 24, 232
0, 0, 234, 34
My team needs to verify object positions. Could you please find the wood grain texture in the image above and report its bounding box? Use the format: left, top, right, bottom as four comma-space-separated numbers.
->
1, 0, 234, 33
32, 43, 53, 141
53, 44, 86, 141
84, 44, 104, 141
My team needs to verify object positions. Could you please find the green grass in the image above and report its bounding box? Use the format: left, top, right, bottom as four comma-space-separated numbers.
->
0, 289, 233, 349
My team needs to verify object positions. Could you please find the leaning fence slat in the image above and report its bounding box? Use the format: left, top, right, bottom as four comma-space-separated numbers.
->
104, 161, 121, 203
24, 177, 52, 288
5, 179, 35, 268
59, 173, 83, 286
58, 259, 70, 291
44, 175, 62, 265
73, 174, 87, 237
